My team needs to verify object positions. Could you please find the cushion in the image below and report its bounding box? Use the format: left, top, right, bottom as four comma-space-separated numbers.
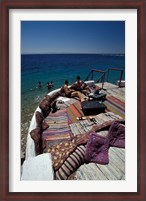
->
45, 94, 52, 102
35, 111, 44, 128
84, 121, 125, 165
42, 120, 49, 131
30, 127, 42, 155
55, 145, 86, 180
47, 140, 76, 171
39, 98, 51, 117
108, 122, 125, 148
50, 91, 61, 101
40, 92, 62, 117
84, 132, 109, 164
36, 111, 49, 131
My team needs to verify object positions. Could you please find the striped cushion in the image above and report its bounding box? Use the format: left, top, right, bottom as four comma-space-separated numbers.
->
55, 145, 86, 180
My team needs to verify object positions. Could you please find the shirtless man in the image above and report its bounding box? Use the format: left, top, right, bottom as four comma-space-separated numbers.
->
71, 76, 91, 95
62, 80, 87, 102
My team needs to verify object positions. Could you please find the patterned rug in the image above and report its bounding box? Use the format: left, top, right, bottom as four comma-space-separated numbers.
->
66, 101, 84, 124
69, 119, 94, 136
42, 114, 72, 150
104, 96, 125, 119
69, 112, 122, 136
94, 112, 123, 123
56, 97, 78, 109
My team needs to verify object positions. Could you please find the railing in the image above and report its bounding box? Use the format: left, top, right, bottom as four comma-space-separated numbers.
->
85, 69, 106, 89
85, 68, 124, 88
106, 68, 124, 87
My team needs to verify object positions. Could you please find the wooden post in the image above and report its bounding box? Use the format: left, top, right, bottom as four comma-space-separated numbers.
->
119, 70, 123, 87
102, 72, 105, 89
106, 69, 109, 82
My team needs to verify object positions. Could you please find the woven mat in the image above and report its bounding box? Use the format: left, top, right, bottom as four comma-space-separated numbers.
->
66, 101, 84, 124
42, 114, 72, 150
69, 112, 122, 136
69, 119, 93, 136
104, 96, 125, 119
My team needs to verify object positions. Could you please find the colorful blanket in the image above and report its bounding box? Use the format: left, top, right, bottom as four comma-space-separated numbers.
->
70, 119, 94, 136
70, 112, 122, 136
50, 120, 125, 179
66, 101, 84, 124
94, 112, 123, 123
49, 109, 67, 117
104, 96, 125, 119
42, 114, 72, 150
64, 98, 78, 107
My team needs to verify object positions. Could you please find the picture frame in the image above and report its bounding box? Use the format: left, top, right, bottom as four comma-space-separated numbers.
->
0, 0, 145, 200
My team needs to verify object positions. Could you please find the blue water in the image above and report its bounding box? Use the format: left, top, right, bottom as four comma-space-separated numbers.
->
21, 53, 125, 94
21, 53, 125, 139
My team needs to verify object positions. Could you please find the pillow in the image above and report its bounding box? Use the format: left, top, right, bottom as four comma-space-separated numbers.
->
42, 120, 49, 131
39, 98, 51, 117
50, 91, 61, 101
40, 92, 62, 117
35, 111, 44, 128
84, 132, 108, 164
108, 122, 125, 148
45, 94, 52, 102
30, 127, 42, 155
47, 140, 76, 171
55, 145, 86, 180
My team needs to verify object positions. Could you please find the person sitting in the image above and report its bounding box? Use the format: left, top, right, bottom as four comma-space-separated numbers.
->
62, 80, 87, 102
71, 76, 91, 95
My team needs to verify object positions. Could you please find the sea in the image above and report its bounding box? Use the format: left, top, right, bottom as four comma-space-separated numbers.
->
21, 53, 125, 154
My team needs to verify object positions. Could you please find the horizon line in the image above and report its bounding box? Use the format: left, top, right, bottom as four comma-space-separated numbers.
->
21, 52, 125, 55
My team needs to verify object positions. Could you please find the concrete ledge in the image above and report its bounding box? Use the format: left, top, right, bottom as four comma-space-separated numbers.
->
21, 153, 54, 180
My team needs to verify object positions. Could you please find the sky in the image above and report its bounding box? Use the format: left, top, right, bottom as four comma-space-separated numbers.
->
21, 21, 125, 54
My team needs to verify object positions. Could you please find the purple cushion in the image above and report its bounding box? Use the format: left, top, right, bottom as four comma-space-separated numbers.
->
85, 121, 125, 165
108, 122, 125, 148
85, 132, 109, 165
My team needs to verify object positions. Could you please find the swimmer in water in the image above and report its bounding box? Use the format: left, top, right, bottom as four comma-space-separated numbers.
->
46, 82, 52, 90
37, 81, 42, 89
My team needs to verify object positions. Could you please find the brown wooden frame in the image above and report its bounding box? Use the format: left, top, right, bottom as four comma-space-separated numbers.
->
0, 0, 145, 200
